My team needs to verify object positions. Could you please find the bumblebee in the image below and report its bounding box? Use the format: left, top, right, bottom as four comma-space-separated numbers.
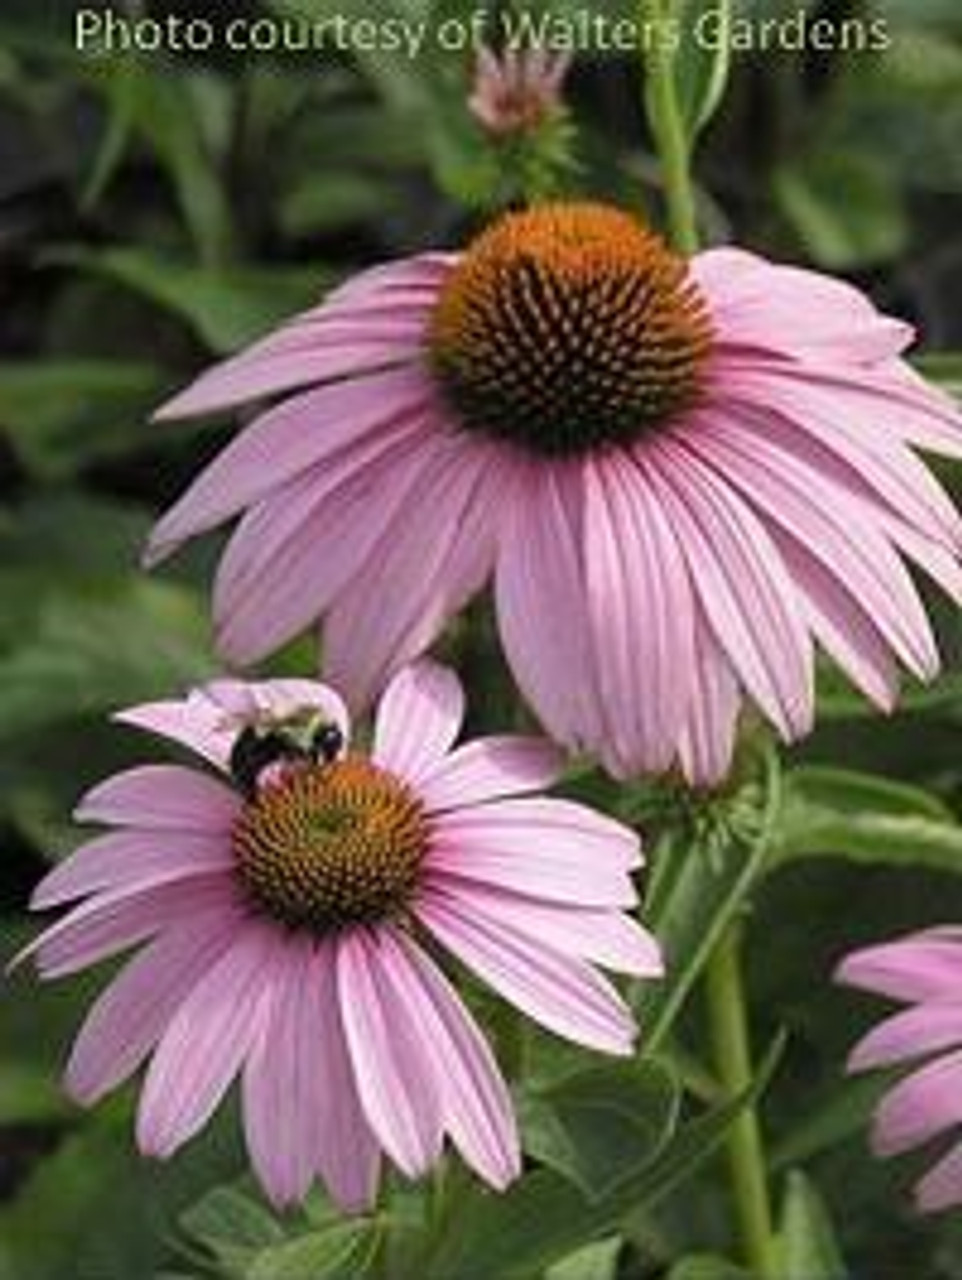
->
229, 709, 344, 800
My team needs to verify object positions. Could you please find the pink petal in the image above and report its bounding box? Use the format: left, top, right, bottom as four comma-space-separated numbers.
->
426, 878, 663, 977
146, 367, 435, 566
418, 892, 636, 1055
114, 695, 236, 771
836, 935, 962, 1003
772, 529, 899, 709
377, 928, 520, 1189
214, 417, 438, 665
65, 905, 239, 1104
676, 606, 741, 785
641, 437, 813, 740
583, 451, 695, 776
74, 765, 238, 833
916, 1142, 962, 1213
323, 436, 503, 710
154, 254, 450, 420
716, 366, 962, 549
693, 248, 913, 364
495, 462, 605, 755
682, 409, 938, 680
137, 925, 276, 1157
336, 929, 443, 1177
31, 830, 232, 909
242, 936, 320, 1205
848, 1002, 962, 1072
372, 661, 465, 783
418, 736, 563, 812
244, 935, 380, 1212
872, 1049, 962, 1156
19, 875, 233, 978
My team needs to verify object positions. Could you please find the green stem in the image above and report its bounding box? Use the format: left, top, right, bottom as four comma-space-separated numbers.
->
639, 0, 698, 254
705, 924, 779, 1279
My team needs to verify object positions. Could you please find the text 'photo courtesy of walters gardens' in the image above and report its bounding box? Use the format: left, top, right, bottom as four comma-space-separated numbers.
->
72, 5, 895, 57
3, 3, 962, 1280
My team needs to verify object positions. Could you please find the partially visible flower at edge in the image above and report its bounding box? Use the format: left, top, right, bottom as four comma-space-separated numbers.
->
836, 928, 962, 1213
12, 661, 662, 1212
145, 201, 962, 787
468, 44, 572, 138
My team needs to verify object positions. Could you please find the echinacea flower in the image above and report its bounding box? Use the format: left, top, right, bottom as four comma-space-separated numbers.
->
468, 44, 572, 138
837, 928, 962, 1213
15, 661, 661, 1211
147, 201, 962, 785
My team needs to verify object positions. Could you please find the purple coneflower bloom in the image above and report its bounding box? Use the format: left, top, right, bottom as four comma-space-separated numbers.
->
148, 202, 962, 784
468, 44, 572, 137
16, 662, 660, 1211
837, 928, 962, 1213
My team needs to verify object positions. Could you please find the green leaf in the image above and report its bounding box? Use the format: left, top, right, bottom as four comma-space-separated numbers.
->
635, 752, 782, 1051
547, 1237, 622, 1280
777, 1171, 849, 1280
0, 359, 166, 480
522, 1058, 680, 1201
48, 247, 333, 354
426, 1037, 783, 1279
667, 1256, 749, 1280
773, 151, 908, 270
246, 1221, 377, 1280
776, 765, 962, 874
915, 353, 962, 399
180, 1183, 284, 1272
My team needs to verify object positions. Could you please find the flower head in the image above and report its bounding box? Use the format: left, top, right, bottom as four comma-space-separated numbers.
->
468, 45, 571, 139
17, 662, 660, 1211
148, 201, 962, 785
837, 929, 962, 1213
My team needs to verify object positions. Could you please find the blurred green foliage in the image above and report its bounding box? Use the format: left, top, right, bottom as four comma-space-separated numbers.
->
1, 0, 961, 1277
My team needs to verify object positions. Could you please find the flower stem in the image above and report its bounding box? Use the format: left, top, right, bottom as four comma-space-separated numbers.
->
639, 0, 698, 255
704, 922, 779, 1279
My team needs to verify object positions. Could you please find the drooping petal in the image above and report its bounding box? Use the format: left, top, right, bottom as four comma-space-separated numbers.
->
114, 695, 236, 771
836, 934, 962, 1003
213, 417, 439, 665
676, 605, 742, 786
336, 929, 444, 1177
495, 462, 604, 755
641, 436, 813, 740
372, 661, 465, 783
137, 924, 276, 1158
242, 935, 327, 1207
848, 1002, 962, 1072
30, 830, 232, 909
74, 765, 239, 833
65, 904, 239, 1104
872, 1050, 962, 1157
147, 367, 436, 566
916, 1142, 962, 1213
375, 928, 520, 1189
583, 450, 695, 776
683, 408, 939, 681
418, 891, 636, 1055
154, 254, 452, 420
417, 737, 563, 812
323, 436, 504, 710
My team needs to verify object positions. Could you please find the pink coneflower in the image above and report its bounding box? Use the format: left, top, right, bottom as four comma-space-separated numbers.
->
468, 45, 572, 138
837, 929, 962, 1213
147, 202, 962, 785
16, 661, 660, 1211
